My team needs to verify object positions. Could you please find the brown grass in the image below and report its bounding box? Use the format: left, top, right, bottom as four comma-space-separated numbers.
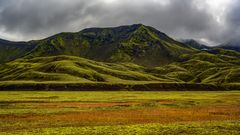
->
1, 105, 239, 125
42, 106, 240, 123
36, 102, 141, 108
1, 103, 240, 132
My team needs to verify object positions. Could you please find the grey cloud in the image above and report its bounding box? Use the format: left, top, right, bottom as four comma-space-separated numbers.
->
225, 0, 240, 41
228, 1, 240, 27
77, 0, 221, 44
0, 0, 238, 45
0, 0, 98, 40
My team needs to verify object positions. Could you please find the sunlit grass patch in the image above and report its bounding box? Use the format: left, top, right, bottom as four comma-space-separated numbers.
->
2, 122, 240, 135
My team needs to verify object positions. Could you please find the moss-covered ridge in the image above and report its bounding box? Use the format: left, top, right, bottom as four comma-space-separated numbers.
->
25, 24, 195, 67
0, 39, 35, 64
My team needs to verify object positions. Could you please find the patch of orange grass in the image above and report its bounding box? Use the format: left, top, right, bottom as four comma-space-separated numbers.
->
51, 105, 240, 124
1, 105, 239, 125
37, 102, 141, 108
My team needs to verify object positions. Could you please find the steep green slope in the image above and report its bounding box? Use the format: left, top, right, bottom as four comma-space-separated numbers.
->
26, 24, 195, 67
0, 39, 35, 64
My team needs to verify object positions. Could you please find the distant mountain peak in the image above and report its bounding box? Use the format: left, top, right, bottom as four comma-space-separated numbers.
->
218, 37, 240, 52
221, 38, 240, 47
129, 23, 145, 27
179, 39, 210, 50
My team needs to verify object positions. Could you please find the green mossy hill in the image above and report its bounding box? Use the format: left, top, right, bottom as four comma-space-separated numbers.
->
26, 24, 195, 67
174, 50, 240, 84
1, 51, 240, 86
0, 55, 176, 83
0, 39, 35, 64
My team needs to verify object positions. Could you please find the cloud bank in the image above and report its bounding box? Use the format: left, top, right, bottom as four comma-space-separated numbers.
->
0, 0, 238, 45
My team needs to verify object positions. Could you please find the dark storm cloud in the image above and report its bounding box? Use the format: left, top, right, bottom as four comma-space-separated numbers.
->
95, 0, 214, 32
225, 0, 240, 41
0, 0, 237, 45
228, 0, 240, 26
87, 0, 219, 45
0, 0, 98, 40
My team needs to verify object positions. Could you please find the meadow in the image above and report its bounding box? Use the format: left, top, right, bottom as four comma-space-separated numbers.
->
0, 91, 240, 134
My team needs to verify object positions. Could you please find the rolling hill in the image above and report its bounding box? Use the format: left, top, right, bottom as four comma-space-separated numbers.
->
0, 52, 239, 90
0, 55, 172, 82
1, 49, 239, 84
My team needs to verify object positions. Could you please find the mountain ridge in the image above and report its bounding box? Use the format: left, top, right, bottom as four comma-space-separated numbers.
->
0, 38, 36, 64
179, 39, 210, 50
8, 24, 195, 67
218, 38, 240, 52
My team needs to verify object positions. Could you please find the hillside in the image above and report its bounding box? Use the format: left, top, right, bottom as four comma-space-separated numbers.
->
0, 39, 35, 64
23, 24, 195, 67
174, 51, 240, 84
0, 55, 176, 83
2, 51, 240, 84
0, 52, 240, 90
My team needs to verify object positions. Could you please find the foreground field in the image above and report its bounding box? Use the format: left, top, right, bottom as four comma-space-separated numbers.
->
0, 91, 240, 134
2, 122, 240, 135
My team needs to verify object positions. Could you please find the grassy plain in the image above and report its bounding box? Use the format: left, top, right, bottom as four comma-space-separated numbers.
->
0, 91, 240, 134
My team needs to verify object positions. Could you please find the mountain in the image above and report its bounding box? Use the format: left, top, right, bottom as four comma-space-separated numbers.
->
0, 39, 35, 64
1, 24, 240, 90
218, 38, 240, 52
0, 24, 196, 67
179, 39, 210, 50
24, 24, 195, 67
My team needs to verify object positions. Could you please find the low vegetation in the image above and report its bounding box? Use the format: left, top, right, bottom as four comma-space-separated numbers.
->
0, 91, 239, 134
2, 122, 240, 135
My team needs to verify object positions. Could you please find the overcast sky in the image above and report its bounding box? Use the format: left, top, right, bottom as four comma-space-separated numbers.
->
0, 0, 239, 45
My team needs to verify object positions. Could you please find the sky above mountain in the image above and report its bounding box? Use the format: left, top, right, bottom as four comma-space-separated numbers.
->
0, 0, 239, 46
